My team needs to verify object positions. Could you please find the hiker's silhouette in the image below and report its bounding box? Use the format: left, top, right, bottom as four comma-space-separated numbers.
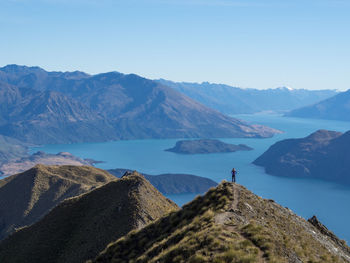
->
231, 168, 237, 183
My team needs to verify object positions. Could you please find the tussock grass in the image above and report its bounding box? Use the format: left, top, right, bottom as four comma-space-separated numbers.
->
93, 182, 349, 263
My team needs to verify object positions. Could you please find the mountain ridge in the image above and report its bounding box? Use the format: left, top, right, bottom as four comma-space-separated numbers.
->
157, 79, 338, 114
0, 171, 178, 263
0, 165, 116, 240
0, 65, 279, 144
92, 181, 350, 262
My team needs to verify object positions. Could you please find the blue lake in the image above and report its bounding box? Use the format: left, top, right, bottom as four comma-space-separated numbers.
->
32, 114, 350, 242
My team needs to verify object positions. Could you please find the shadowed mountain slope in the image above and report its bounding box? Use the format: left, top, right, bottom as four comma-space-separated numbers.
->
0, 172, 178, 263
253, 129, 350, 184
286, 89, 350, 121
92, 182, 350, 263
108, 168, 217, 194
0, 65, 279, 144
0, 165, 115, 240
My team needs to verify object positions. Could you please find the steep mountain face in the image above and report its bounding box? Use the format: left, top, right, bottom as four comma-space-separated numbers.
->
92, 181, 350, 263
0, 172, 178, 263
0, 165, 115, 240
157, 79, 338, 114
108, 168, 218, 195
0, 81, 116, 144
253, 129, 350, 184
165, 139, 252, 154
286, 89, 350, 121
0, 65, 279, 144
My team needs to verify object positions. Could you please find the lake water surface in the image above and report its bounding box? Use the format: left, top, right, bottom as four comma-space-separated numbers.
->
32, 114, 350, 242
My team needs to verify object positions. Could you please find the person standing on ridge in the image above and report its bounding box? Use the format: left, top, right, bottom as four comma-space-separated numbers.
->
231, 168, 237, 183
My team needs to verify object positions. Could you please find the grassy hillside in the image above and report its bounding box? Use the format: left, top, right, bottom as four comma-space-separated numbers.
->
0, 165, 115, 240
92, 182, 350, 263
0, 171, 178, 263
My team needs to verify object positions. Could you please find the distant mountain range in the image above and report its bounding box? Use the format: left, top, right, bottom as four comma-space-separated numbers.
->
157, 79, 337, 114
0, 135, 28, 165
0, 151, 99, 177
287, 89, 350, 121
253, 129, 350, 184
0, 65, 279, 144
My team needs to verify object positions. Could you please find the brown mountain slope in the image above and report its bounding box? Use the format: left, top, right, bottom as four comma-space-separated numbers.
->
0, 171, 178, 263
93, 182, 350, 263
0, 165, 115, 240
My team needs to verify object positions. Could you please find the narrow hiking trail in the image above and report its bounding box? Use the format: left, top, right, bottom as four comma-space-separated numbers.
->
215, 183, 267, 263
231, 183, 239, 211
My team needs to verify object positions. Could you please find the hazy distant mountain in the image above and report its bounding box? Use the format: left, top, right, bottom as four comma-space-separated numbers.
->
286, 89, 350, 121
157, 79, 337, 114
0, 171, 178, 263
0, 165, 115, 241
0, 135, 28, 165
108, 168, 217, 194
0, 65, 279, 144
253, 129, 350, 184
0, 151, 99, 177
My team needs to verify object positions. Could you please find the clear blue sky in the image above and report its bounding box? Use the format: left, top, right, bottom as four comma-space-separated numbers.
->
1, 0, 349, 90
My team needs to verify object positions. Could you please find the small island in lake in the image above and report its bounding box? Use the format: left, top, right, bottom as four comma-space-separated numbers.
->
165, 139, 253, 154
